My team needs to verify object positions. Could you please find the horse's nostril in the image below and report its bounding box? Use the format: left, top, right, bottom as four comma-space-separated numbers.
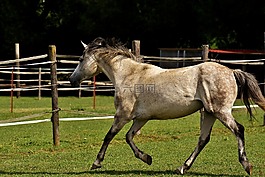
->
70, 81, 79, 87
69, 77, 79, 87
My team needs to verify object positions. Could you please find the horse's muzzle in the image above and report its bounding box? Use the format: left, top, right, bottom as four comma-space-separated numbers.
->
69, 76, 80, 87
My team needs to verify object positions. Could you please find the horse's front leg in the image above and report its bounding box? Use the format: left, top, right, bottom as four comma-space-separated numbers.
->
91, 115, 129, 170
125, 119, 152, 165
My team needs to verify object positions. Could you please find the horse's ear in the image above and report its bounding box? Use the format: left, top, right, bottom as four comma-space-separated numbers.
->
81, 40, 87, 48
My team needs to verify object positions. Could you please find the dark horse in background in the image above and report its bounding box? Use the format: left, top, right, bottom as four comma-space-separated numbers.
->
70, 37, 265, 175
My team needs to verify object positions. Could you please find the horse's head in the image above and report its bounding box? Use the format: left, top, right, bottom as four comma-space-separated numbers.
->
69, 37, 105, 87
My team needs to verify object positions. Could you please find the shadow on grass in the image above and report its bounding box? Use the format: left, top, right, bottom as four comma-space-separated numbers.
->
0, 170, 245, 177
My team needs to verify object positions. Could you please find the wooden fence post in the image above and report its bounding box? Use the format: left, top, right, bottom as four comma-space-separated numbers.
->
93, 76, 96, 109
15, 43, 20, 98
263, 32, 265, 126
132, 40, 141, 62
38, 67, 42, 100
78, 85, 81, 98
202, 45, 209, 62
49, 45, 60, 146
10, 67, 14, 113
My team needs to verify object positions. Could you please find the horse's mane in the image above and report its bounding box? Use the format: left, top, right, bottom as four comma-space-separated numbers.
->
86, 37, 137, 60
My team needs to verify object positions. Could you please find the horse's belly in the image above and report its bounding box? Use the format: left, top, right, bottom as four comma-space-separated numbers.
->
144, 100, 203, 120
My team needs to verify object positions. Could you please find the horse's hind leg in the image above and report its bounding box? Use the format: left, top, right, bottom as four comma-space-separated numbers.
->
176, 110, 216, 174
215, 111, 253, 175
125, 119, 152, 165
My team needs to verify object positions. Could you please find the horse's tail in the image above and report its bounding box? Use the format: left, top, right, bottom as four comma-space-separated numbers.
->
233, 69, 265, 118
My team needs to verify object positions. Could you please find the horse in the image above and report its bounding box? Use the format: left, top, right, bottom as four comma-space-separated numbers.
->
70, 37, 265, 175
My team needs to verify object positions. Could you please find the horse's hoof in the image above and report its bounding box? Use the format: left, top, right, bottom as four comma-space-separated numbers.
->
242, 161, 253, 175
142, 154, 152, 165
245, 163, 253, 175
175, 166, 186, 175
90, 163, 101, 170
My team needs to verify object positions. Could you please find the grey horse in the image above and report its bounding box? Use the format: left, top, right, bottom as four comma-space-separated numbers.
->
70, 37, 265, 175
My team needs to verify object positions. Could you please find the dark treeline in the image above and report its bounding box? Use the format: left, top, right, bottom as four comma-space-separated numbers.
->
0, 0, 264, 59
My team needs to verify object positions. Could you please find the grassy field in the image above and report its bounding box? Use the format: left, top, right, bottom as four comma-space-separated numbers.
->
0, 96, 265, 176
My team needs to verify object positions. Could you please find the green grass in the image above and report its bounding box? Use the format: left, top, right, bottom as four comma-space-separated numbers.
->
0, 96, 115, 121
0, 96, 265, 176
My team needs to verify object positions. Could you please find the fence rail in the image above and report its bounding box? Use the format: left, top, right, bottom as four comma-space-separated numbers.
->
1, 45, 265, 97
1, 45, 265, 96
0, 54, 48, 65
0, 42, 264, 147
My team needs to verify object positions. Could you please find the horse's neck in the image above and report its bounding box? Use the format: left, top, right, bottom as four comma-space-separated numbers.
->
98, 56, 138, 86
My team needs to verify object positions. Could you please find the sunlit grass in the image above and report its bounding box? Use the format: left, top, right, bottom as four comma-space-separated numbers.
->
0, 96, 264, 176
0, 96, 115, 121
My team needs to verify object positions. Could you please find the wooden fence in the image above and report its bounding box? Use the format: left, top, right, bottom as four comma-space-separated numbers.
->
2, 42, 265, 98
1, 42, 265, 104
0, 40, 142, 145
1, 41, 265, 146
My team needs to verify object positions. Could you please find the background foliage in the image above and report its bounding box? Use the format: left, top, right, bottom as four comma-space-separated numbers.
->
0, 0, 265, 58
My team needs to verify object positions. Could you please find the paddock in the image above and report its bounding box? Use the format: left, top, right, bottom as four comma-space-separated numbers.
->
0, 96, 264, 176
0, 41, 265, 175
